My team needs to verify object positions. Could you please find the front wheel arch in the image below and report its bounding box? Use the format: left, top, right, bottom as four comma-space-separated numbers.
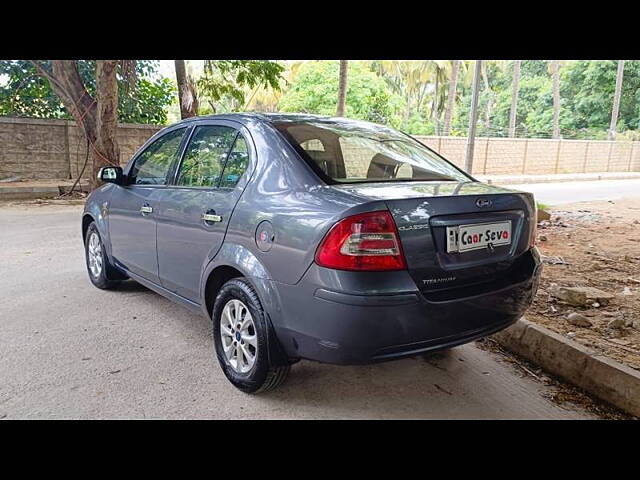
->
82, 214, 95, 243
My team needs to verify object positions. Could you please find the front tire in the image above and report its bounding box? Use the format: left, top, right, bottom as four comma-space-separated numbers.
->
212, 278, 290, 393
84, 222, 122, 290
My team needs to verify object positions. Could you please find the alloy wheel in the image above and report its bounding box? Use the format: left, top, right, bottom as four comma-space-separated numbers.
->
220, 299, 258, 374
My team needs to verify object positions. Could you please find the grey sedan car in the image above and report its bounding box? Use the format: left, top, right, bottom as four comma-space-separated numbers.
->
83, 113, 541, 393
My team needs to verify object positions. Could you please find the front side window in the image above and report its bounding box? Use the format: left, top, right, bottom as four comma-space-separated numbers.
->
177, 126, 238, 187
275, 121, 471, 184
130, 128, 186, 185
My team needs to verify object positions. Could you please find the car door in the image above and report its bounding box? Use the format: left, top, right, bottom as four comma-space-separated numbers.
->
155, 121, 254, 302
108, 126, 189, 284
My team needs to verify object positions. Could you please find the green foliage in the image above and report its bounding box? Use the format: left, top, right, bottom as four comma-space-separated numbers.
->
3, 58, 638, 139
278, 61, 401, 126
198, 60, 284, 113
405, 113, 435, 135
0, 60, 174, 124
561, 60, 640, 134
119, 77, 175, 125
0, 61, 67, 118
451, 60, 640, 139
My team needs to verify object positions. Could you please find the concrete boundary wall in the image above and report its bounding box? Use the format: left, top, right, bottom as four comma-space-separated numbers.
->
415, 135, 640, 176
0, 117, 163, 180
1, 116, 639, 180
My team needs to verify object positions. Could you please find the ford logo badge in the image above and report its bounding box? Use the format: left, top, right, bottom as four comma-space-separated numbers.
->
476, 198, 492, 208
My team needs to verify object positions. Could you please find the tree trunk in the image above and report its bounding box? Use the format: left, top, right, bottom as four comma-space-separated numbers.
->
431, 73, 440, 135
94, 60, 120, 182
175, 60, 198, 119
608, 60, 625, 141
443, 60, 460, 136
29, 60, 124, 189
336, 60, 348, 117
551, 60, 561, 139
46, 61, 98, 142
465, 60, 482, 173
431, 74, 439, 120
481, 62, 493, 132
508, 60, 521, 138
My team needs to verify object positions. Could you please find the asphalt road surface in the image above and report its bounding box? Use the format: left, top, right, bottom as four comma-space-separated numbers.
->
0, 202, 597, 419
509, 179, 640, 206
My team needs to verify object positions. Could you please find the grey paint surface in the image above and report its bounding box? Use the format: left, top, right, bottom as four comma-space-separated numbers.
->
0, 204, 594, 419
509, 179, 640, 205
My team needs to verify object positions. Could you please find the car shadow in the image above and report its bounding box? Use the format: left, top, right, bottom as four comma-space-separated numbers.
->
255, 349, 484, 417
114, 279, 151, 293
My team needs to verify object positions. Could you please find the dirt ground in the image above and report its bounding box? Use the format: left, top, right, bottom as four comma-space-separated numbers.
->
530, 197, 640, 371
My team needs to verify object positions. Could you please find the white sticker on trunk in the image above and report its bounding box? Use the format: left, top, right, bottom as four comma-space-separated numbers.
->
446, 221, 512, 253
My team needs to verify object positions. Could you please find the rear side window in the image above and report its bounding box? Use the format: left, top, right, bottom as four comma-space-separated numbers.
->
176, 126, 238, 187
219, 135, 249, 189
130, 128, 186, 185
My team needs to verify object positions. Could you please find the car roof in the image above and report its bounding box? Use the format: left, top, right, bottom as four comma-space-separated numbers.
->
171, 112, 400, 135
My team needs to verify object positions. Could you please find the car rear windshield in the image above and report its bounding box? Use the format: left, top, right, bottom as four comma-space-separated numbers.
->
273, 120, 471, 184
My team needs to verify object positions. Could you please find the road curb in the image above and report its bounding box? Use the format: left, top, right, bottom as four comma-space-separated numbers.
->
492, 318, 640, 417
0, 184, 89, 201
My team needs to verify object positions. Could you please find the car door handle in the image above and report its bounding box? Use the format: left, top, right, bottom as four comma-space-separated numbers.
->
202, 213, 222, 223
140, 205, 153, 214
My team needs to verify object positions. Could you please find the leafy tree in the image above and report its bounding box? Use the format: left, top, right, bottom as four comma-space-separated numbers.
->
561, 60, 640, 135
453, 61, 567, 138
197, 60, 284, 114
279, 61, 400, 126
24, 60, 126, 187
0, 60, 174, 124
372, 60, 448, 131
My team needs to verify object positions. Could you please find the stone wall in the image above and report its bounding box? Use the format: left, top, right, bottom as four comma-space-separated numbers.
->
415, 136, 640, 175
1, 116, 639, 180
0, 117, 163, 181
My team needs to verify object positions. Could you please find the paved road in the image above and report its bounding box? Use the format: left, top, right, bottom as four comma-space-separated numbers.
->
509, 179, 640, 206
0, 203, 596, 419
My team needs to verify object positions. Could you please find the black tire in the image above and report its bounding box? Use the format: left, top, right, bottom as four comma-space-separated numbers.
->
84, 222, 123, 289
212, 277, 290, 393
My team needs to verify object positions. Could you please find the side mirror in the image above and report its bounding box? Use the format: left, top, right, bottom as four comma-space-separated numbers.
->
98, 166, 124, 185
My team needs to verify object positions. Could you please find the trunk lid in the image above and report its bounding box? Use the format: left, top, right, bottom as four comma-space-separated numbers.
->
331, 181, 537, 299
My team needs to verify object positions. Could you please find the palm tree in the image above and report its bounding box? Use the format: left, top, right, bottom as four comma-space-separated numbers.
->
429, 60, 449, 134
336, 60, 348, 116
247, 60, 303, 112
442, 60, 461, 137
508, 60, 522, 138
373, 60, 445, 130
608, 60, 625, 141
480, 61, 494, 132
550, 60, 561, 138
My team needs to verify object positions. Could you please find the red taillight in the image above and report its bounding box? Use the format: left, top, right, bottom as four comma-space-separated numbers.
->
315, 210, 407, 271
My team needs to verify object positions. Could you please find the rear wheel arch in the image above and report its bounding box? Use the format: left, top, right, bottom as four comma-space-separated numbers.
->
204, 265, 245, 317
200, 243, 272, 315
205, 265, 291, 369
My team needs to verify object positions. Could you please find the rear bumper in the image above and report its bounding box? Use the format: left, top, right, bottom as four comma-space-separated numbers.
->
271, 248, 542, 365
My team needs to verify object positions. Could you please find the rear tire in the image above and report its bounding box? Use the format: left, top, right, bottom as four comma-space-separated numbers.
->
84, 222, 122, 290
212, 277, 290, 393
